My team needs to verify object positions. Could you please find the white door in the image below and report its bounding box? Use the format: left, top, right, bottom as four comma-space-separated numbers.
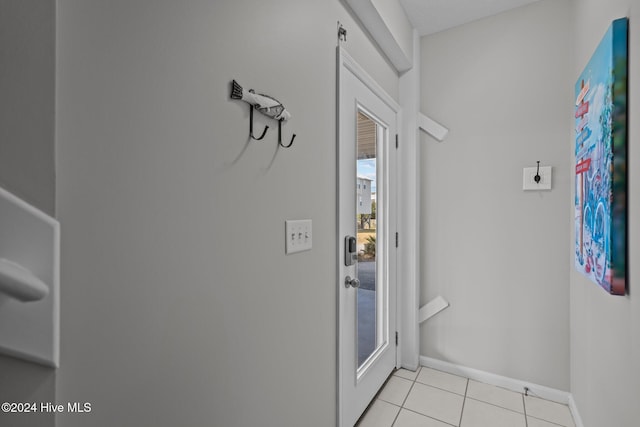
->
337, 47, 399, 427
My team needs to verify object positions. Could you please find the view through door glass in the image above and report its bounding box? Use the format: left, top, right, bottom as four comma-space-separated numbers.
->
356, 111, 382, 370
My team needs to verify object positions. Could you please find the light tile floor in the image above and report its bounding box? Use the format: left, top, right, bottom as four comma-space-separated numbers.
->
357, 367, 576, 427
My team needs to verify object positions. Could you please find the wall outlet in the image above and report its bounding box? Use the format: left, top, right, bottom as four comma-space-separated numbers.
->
523, 166, 552, 190
285, 219, 312, 254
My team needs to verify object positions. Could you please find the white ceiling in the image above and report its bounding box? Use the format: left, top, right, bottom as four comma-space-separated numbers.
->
399, 0, 543, 36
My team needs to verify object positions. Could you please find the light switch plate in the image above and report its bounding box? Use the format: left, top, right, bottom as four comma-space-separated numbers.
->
523, 166, 552, 190
285, 219, 312, 254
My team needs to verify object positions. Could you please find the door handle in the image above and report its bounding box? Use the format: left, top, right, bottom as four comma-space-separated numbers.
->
344, 276, 360, 289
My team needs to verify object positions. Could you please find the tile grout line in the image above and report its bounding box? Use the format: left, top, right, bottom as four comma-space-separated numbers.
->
390, 367, 420, 427
458, 378, 469, 426
523, 391, 575, 426
394, 367, 459, 427
391, 376, 414, 426
396, 407, 459, 427
358, 370, 401, 426
401, 367, 421, 407
464, 395, 527, 416
527, 414, 572, 427
412, 381, 468, 397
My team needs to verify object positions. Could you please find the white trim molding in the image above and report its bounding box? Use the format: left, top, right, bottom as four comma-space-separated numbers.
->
418, 112, 449, 142
418, 296, 449, 323
344, 0, 412, 72
397, 29, 420, 372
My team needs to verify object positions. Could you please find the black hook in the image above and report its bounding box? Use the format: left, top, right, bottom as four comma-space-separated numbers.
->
278, 119, 296, 148
338, 23, 347, 42
249, 106, 269, 141
534, 161, 541, 183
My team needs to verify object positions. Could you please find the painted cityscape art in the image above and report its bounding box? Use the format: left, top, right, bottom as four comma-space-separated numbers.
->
574, 18, 628, 295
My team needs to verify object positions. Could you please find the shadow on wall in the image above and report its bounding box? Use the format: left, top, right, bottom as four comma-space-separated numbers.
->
0, 355, 56, 427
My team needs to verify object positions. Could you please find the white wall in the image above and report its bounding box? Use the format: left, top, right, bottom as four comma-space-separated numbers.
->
571, 1, 640, 426
419, 0, 572, 390
54, 1, 397, 426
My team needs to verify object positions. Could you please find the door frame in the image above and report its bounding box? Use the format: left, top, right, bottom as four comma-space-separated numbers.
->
336, 46, 402, 427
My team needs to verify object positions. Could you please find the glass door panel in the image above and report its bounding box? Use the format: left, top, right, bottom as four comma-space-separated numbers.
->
356, 111, 386, 373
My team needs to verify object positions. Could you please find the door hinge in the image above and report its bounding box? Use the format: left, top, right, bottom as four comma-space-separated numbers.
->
395, 232, 399, 248
395, 134, 398, 149
395, 331, 399, 346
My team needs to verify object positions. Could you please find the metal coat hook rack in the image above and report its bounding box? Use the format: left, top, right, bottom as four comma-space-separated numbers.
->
249, 107, 268, 141
278, 119, 295, 148
231, 80, 296, 148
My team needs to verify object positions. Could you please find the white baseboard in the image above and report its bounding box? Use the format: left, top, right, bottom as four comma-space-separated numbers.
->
568, 394, 585, 427
419, 356, 570, 404
419, 356, 585, 426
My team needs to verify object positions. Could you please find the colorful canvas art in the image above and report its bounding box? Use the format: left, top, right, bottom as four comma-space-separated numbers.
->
574, 18, 628, 295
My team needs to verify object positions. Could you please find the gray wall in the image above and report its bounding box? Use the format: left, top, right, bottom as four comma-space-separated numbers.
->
571, 0, 640, 426
54, 0, 397, 426
0, 0, 56, 215
0, 1, 56, 427
419, 0, 572, 390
